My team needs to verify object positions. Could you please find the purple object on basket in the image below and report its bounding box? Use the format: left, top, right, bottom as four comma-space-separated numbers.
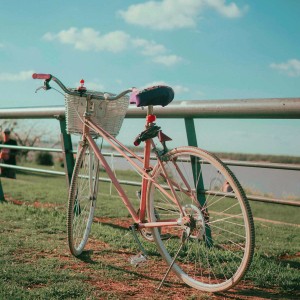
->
130, 86, 174, 107
130, 88, 139, 105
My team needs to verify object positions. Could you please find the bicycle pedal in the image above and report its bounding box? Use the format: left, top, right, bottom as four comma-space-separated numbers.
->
129, 253, 147, 267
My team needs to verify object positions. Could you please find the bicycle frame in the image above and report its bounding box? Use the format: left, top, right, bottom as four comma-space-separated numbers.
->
80, 102, 181, 230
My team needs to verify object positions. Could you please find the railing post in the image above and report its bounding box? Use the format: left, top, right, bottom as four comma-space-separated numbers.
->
184, 118, 213, 246
58, 118, 75, 187
184, 118, 198, 147
0, 178, 5, 202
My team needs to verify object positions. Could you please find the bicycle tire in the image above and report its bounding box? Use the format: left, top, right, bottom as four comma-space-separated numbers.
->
147, 146, 255, 292
67, 143, 100, 256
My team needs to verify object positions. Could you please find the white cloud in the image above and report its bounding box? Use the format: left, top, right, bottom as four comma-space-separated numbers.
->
43, 27, 183, 66
85, 82, 105, 91
119, 0, 247, 30
43, 27, 130, 53
143, 81, 189, 94
132, 38, 166, 56
0, 70, 34, 81
119, 0, 202, 30
205, 0, 247, 18
132, 39, 182, 65
115, 79, 123, 85
152, 55, 183, 66
173, 85, 190, 95
270, 59, 300, 77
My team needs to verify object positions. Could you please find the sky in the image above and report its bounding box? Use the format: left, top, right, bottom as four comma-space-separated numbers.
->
0, 0, 299, 156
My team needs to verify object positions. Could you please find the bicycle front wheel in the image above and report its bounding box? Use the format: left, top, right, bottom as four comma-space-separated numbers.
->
67, 143, 100, 256
147, 146, 255, 292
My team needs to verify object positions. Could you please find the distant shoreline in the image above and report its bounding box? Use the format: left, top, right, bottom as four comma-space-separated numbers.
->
214, 152, 300, 164
101, 144, 300, 164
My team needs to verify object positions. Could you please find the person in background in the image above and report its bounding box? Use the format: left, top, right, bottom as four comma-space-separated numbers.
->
222, 181, 233, 193
0, 128, 18, 179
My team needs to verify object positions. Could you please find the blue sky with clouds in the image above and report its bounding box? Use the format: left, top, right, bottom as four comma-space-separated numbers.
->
0, 0, 299, 155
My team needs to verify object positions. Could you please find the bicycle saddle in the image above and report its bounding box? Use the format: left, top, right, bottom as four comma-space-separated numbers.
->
130, 85, 174, 107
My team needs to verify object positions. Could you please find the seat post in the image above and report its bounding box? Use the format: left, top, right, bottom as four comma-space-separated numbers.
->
139, 104, 154, 221
147, 105, 153, 119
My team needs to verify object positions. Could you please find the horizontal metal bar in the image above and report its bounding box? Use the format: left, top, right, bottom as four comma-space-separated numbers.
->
0, 99, 299, 209
1, 144, 298, 171
143, 98, 300, 119
204, 190, 300, 207
0, 106, 65, 119
101, 178, 300, 207
1, 162, 298, 207
1, 144, 298, 172
0, 144, 63, 153
1, 97, 300, 119
0, 163, 65, 176
99, 177, 142, 187
246, 194, 300, 207
103, 152, 300, 171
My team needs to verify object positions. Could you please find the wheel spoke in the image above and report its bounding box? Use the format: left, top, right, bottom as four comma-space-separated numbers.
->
147, 147, 254, 292
67, 144, 99, 256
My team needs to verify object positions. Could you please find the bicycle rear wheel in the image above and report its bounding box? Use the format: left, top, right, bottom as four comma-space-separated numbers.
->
67, 143, 100, 256
147, 146, 255, 292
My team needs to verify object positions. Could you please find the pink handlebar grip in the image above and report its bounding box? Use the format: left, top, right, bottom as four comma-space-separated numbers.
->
32, 73, 51, 80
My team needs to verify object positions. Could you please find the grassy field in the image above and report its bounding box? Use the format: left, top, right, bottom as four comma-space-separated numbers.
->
0, 166, 299, 299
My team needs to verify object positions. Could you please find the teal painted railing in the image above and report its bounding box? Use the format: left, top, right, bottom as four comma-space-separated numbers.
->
1, 97, 300, 206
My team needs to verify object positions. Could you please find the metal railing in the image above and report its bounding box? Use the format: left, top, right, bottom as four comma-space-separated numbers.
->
1, 97, 300, 207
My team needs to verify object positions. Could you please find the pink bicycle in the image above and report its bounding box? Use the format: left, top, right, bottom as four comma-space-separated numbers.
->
33, 73, 255, 292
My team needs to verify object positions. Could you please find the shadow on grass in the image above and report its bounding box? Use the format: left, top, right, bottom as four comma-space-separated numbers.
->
96, 260, 185, 289
73, 245, 179, 288
98, 222, 129, 231
222, 287, 300, 300
77, 250, 97, 264
279, 253, 300, 270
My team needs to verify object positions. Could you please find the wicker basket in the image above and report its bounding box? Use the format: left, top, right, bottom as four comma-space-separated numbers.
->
65, 90, 129, 137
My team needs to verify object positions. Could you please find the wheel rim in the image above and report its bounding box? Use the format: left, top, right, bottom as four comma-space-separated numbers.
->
148, 147, 254, 292
68, 145, 98, 256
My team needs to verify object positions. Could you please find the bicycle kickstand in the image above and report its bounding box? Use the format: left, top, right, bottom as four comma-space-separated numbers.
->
157, 229, 189, 290
129, 225, 148, 267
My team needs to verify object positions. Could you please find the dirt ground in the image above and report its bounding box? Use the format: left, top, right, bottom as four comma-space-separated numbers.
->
5, 197, 300, 300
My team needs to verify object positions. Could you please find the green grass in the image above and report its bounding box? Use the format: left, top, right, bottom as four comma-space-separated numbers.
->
0, 203, 93, 300
0, 169, 299, 299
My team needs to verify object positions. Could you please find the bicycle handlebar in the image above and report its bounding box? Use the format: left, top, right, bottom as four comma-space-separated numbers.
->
32, 73, 52, 80
32, 73, 132, 101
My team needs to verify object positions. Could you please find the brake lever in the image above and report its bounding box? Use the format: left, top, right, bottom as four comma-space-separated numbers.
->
35, 86, 45, 93
35, 80, 52, 93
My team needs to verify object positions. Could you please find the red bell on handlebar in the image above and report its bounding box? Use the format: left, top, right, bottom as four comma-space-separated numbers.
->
77, 79, 86, 92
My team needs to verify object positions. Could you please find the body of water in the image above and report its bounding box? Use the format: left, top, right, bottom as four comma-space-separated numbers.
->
104, 152, 300, 200
230, 165, 300, 199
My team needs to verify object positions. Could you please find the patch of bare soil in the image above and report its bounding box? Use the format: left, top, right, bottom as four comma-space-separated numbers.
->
4, 195, 64, 209
55, 237, 295, 300
6, 197, 299, 299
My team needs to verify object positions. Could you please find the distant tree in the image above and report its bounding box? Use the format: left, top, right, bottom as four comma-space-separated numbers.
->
0, 120, 18, 133
13, 124, 44, 161
0, 120, 54, 161
36, 152, 54, 166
